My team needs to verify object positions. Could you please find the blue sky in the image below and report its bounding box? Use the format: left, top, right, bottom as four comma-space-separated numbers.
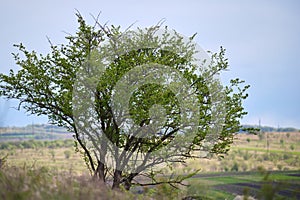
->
0, 0, 299, 128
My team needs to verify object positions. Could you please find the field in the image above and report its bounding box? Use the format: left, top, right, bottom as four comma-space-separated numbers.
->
0, 131, 299, 199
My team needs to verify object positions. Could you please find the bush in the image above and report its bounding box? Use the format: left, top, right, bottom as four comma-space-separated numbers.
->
64, 150, 71, 159
231, 162, 239, 172
280, 139, 284, 146
263, 154, 269, 161
283, 153, 292, 160
277, 164, 283, 171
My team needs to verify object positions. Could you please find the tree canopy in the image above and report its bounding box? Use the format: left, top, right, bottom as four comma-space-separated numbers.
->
0, 13, 250, 190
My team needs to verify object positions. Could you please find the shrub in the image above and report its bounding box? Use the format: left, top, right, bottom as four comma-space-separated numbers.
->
277, 164, 283, 171
224, 166, 229, 172
263, 154, 269, 161
283, 153, 292, 160
280, 139, 284, 146
64, 150, 71, 159
231, 162, 239, 172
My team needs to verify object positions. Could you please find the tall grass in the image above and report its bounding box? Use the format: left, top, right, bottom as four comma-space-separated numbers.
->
0, 163, 139, 200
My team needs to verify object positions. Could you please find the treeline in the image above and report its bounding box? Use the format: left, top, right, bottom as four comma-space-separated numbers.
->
0, 139, 74, 150
242, 125, 299, 133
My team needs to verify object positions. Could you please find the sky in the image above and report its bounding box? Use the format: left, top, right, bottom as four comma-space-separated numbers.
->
0, 0, 299, 128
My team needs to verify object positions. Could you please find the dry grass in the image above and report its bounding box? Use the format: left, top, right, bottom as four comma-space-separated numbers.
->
1, 132, 299, 175
0, 163, 146, 200
1, 147, 88, 175
0, 131, 299, 199
164, 132, 300, 174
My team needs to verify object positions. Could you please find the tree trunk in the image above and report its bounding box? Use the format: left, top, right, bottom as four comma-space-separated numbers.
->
123, 173, 138, 190
112, 169, 122, 190
93, 160, 105, 182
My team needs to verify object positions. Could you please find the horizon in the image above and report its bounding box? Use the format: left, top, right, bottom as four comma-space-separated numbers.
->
1, 122, 299, 131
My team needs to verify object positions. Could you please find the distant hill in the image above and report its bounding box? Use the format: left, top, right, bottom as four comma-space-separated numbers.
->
0, 124, 298, 141
0, 124, 72, 141
242, 125, 299, 133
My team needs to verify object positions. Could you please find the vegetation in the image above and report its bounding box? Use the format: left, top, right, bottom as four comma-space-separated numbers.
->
242, 125, 299, 133
0, 139, 74, 150
0, 13, 250, 190
0, 164, 138, 200
0, 131, 299, 199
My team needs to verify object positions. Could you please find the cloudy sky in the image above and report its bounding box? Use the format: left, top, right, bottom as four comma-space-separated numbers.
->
0, 0, 299, 128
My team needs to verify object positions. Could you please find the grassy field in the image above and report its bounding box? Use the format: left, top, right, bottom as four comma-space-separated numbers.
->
0, 131, 299, 199
187, 170, 300, 199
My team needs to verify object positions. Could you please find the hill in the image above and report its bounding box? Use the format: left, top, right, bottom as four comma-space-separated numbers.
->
0, 124, 298, 141
242, 125, 299, 133
0, 124, 72, 141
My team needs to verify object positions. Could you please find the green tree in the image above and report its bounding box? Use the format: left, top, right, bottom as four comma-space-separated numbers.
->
0, 13, 250, 190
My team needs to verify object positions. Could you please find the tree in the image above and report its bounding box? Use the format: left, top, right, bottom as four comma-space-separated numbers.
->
0, 13, 250, 190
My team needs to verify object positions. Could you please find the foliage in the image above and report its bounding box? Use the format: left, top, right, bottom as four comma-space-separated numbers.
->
0, 154, 8, 169
257, 167, 288, 200
0, 13, 249, 190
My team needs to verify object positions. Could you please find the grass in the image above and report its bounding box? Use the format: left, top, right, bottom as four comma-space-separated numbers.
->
0, 164, 142, 200
186, 170, 300, 199
187, 179, 235, 199
0, 131, 299, 199
231, 146, 300, 155
202, 176, 255, 185
1, 147, 88, 175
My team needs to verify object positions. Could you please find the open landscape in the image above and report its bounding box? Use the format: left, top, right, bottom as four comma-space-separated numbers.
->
1, 129, 299, 199
1, 2, 299, 199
